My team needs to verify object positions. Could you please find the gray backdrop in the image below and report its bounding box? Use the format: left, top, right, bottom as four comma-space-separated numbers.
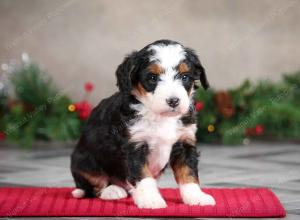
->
0, 0, 299, 103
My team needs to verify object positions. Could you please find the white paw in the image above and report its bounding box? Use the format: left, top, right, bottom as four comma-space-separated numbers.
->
72, 188, 85, 198
184, 191, 216, 206
100, 185, 128, 200
131, 177, 167, 209
180, 183, 216, 206
132, 190, 167, 209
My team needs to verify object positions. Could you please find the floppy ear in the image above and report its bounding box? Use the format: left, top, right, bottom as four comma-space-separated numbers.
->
115, 51, 138, 93
186, 48, 209, 90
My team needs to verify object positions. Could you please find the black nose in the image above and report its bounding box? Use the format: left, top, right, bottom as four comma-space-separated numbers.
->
166, 97, 180, 108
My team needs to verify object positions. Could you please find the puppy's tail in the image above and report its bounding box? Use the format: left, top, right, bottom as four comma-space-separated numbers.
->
71, 188, 85, 198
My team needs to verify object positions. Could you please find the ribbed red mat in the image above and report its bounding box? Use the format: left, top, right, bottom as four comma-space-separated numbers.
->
0, 187, 285, 218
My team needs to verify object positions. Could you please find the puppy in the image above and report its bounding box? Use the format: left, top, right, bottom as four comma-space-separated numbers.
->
71, 39, 216, 209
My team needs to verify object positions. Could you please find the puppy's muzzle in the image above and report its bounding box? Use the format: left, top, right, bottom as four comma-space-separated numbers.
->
166, 97, 180, 108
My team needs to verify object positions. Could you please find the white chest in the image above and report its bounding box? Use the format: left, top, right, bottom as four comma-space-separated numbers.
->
129, 114, 180, 177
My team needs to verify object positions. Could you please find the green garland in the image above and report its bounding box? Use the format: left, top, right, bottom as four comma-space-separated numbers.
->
0, 59, 299, 147
195, 71, 300, 145
1, 62, 84, 147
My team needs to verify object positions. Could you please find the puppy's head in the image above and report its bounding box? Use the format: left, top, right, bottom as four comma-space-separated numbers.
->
116, 39, 209, 116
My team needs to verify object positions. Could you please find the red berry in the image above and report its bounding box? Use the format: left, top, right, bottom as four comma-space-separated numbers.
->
195, 101, 204, 111
79, 110, 89, 120
84, 82, 94, 92
0, 132, 6, 141
74, 102, 82, 111
77, 101, 92, 120
81, 101, 90, 109
255, 125, 264, 136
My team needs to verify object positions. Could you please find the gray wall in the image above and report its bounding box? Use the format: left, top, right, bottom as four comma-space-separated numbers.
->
1, 0, 299, 103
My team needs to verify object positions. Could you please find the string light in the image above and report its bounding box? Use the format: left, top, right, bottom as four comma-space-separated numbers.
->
68, 104, 76, 112
208, 124, 215, 132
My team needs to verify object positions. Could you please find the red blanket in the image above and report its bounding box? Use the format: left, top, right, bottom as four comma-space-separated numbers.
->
0, 187, 285, 217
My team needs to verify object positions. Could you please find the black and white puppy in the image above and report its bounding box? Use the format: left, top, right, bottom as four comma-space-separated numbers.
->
71, 39, 216, 209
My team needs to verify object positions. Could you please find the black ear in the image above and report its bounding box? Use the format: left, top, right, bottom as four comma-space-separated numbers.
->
186, 48, 209, 90
116, 51, 138, 93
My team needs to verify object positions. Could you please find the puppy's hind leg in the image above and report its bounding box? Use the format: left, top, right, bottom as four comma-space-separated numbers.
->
71, 171, 95, 198
100, 185, 128, 200
72, 171, 108, 198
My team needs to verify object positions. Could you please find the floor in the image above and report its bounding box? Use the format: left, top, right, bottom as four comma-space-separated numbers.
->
0, 142, 299, 220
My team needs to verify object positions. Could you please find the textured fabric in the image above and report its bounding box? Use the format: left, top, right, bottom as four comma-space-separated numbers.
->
0, 187, 286, 217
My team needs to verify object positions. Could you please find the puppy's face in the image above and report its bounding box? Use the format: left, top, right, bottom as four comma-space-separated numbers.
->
116, 40, 209, 116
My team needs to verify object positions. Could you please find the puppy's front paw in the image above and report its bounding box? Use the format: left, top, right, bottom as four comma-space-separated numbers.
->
131, 177, 167, 209
180, 183, 216, 206
100, 185, 128, 200
184, 191, 216, 206
133, 191, 167, 209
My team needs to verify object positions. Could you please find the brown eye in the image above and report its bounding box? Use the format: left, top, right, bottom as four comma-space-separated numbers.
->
148, 74, 158, 84
181, 74, 190, 82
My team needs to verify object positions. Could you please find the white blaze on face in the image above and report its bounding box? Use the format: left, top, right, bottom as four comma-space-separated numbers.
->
129, 44, 195, 177
148, 44, 186, 68
144, 44, 190, 116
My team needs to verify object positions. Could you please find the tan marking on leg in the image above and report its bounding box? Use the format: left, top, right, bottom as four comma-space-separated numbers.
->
172, 163, 199, 184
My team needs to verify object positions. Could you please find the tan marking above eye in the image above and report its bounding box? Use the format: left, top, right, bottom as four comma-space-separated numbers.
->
148, 63, 164, 75
178, 63, 190, 74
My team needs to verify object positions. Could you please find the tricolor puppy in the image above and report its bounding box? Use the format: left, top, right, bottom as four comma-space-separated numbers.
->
71, 39, 216, 208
